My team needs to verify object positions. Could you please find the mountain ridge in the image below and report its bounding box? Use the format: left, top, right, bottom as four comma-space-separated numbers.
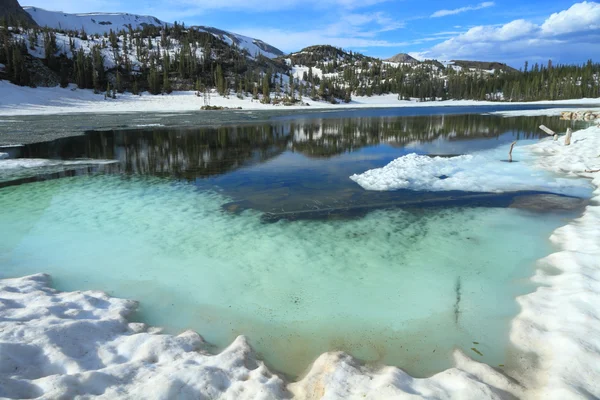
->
22, 6, 284, 59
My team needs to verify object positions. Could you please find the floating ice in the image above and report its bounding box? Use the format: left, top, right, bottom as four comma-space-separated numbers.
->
350, 145, 591, 196
0, 158, 118, 183
0, 158, 117, 170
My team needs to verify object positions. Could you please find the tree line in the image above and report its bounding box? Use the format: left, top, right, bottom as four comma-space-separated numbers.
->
1, 20, 599, 103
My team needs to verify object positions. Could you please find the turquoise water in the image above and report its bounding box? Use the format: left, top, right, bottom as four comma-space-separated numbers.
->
0, 173, 572, 378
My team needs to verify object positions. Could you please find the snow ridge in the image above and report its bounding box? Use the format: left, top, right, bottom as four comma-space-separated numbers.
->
22, 6, 283, 59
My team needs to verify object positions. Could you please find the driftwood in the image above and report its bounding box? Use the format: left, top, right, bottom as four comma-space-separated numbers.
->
585, 169, 600, 173
540, 125, 559, 141
508, 141, 517, 162
565, 128, 573, 146
539, 125, 555, 135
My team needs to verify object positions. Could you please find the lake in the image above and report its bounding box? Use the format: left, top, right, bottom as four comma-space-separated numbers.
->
0, 108, 591, 379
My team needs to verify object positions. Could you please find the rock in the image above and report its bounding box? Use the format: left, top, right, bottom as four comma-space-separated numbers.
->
509, 194, 587, 212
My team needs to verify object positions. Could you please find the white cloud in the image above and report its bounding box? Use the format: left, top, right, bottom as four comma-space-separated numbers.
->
420, 1, 600, 65
431, 2, 494, 18
541, 1, 600, 36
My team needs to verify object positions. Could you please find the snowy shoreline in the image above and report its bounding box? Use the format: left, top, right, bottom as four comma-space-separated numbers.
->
1, 81, 600, 117
0, 127, 599, 399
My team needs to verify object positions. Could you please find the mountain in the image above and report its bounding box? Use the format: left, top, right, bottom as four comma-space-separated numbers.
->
385, 53, 418, 64
0, 0, 37, 26
284, 45, 373, 67
22, 6, 283, 59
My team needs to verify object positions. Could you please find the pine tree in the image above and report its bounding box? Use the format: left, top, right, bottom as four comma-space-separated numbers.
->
262, 73, 270, 104
60, 60, 69, 88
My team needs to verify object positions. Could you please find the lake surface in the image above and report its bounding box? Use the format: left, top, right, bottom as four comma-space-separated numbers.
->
0, 109, 591, 379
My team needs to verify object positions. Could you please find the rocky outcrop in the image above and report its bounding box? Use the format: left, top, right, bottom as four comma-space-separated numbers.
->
0, 0, 37, 26
385, 53, 419, 64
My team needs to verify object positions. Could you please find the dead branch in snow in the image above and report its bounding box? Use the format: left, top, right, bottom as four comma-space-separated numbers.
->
508, 141, 517, 162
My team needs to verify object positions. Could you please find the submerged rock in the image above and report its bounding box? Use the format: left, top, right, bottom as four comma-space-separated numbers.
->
509, 194, 587, 212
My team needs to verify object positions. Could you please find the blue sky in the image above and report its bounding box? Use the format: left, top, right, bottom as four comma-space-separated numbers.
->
22, 0, 600, 67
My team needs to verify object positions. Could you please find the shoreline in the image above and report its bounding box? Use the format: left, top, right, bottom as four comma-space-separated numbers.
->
1, 81, 600, 117
0, 126, 598, 398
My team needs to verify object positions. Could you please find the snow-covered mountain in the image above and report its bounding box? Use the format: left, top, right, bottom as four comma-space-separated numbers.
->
22, 6, 284, 59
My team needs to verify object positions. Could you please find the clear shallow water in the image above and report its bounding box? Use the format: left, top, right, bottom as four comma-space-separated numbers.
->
0, 175, 577, 378
0, 111, 590, 379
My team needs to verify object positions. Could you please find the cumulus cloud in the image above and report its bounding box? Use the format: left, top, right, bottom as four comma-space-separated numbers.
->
420, 1, 600, 65
431, 2, 494, 18
541, 1, 600, 36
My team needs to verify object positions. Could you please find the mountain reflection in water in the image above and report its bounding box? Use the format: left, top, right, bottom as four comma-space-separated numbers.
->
9, 114, 580, 218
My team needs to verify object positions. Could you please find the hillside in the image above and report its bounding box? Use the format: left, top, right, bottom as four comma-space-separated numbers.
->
449, 60, 517, 73
0, 0, 36, 26
23, 6, 283, 59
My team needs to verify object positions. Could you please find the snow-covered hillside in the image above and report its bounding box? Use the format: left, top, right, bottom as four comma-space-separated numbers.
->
23, 6, 165, 33
22, 6, 283, 59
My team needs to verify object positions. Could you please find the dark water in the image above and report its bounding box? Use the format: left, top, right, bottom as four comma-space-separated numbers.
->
2, 113, 584, 219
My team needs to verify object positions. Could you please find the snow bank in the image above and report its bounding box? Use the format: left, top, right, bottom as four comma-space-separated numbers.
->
350, 145, 590, 196
509, 126, 600, 399
1, 81, 599, 116
490, 107, 600, 117
0, 274, 287, 399
0, 127, 599, 399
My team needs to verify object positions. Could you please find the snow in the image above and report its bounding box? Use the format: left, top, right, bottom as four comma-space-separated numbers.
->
1, 81, 600, 116
491, 107, 600, 117
0, 152, 8, 159
24, 6, 165, 34
0, 126, 599, 398
509, 126, 600, 399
